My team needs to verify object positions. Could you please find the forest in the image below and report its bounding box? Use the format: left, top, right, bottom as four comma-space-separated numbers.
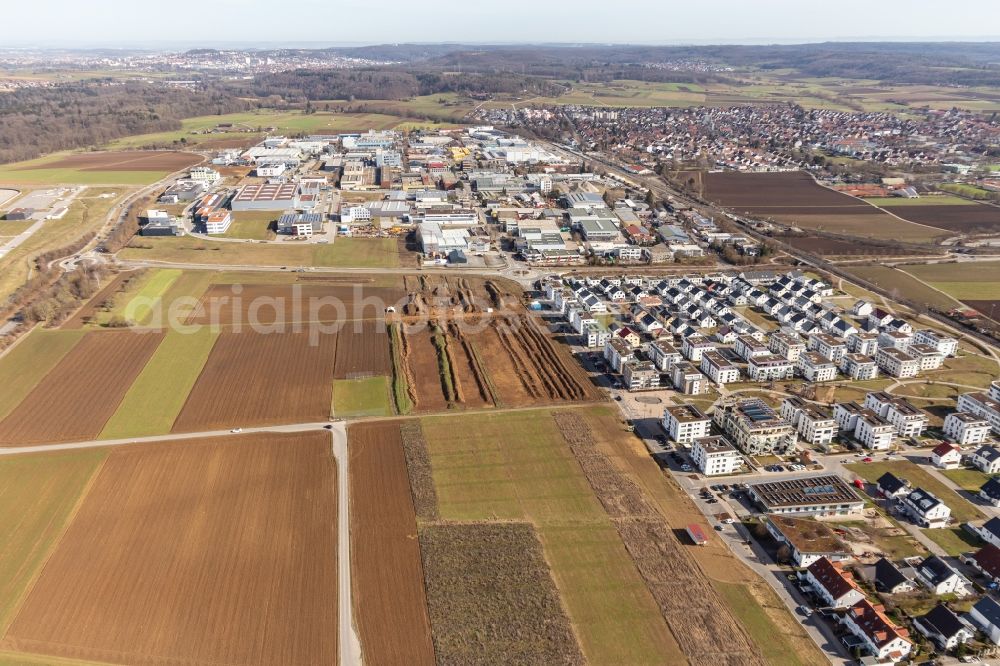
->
0, 82, 247, 164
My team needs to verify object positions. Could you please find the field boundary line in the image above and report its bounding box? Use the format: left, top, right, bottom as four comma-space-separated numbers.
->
0, 453, 109, 638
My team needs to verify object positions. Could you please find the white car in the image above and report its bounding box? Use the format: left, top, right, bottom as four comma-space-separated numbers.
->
230, 428, 243, 433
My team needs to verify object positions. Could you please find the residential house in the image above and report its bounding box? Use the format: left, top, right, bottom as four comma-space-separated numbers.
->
930, 442, 962, 470
968, 596, 1000, 645
901, 488, 951, 528
913, 604, 974, 651
916, 555, 970, 596
876, 473, 910, 500
972, 445, 1000, 474
840, 599, 912, 662
804, 557, 865, 608
873, 558, 915, 595
981, 478, 1000, 508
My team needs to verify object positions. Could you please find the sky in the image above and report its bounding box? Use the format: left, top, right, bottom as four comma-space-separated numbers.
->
5, 0, 1000, 47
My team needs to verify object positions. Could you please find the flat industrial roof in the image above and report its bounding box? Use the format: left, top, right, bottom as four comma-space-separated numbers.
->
749, 475, 862, 509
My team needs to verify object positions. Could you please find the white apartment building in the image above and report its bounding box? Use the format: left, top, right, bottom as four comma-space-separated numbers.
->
700, 351, 740, 386
834, 402, 864, 434
623, 360, 660, 391
748, 354, 795, 382
943, 412, 991, 446
663, 405, 711, 444
681, 335, 716, 362
864, 393, 929, 439
646, 339, 682, 372
798, 351, 838, 382
808, 332, 848, 364
909, 344, 946, 372
769, 332, 805, 362
840, 599, 912, 663
847, 332, 879, 356
841, 353, 878, 381
913, 329, 959, 357
691, 436, 743, 476
957, 389, 1000, 435
878, 330, 913, 351
854, 411, 896, 451
876, 347, 920, 379
734, 334, 770, 361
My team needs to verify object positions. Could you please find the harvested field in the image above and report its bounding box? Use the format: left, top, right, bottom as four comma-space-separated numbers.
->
334, 319, 390, 379
400, 420, 439, 521
875, 202, 1000, 233
18, 151, 201, 173
701, 171, 871, 209
420, 522, 583, 666
422, 411, 681, 664
403, 327, 450, 412
0, 330, 164, 445
186, 283, 405, 326
3, 432, 337, 665
441, 322, 492, 409
552, 411, 764, 666
172, 330, 337, 432
349, 422, 435, 666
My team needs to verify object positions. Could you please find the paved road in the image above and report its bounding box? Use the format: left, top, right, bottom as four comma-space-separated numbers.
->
0, 188, 82, 260
0, 421, 364, 666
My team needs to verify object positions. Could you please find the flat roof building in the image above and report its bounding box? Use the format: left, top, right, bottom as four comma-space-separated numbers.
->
747, 475, 864, 517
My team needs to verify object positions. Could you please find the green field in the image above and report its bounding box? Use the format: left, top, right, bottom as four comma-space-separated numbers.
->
714, 581, 808, 666
921, 527, 983, 556
866, 195, 974, 206
939, 183, 998, 200
332, 376, 392, 418
421, 409, 681, 665
848, 460, 985, 522
89, 268, 182, 326
99, 328, 219, 439
0, 448, 107, 631
942, 468, 993, 492
222, 212, 275, 241
103, 110, 428, 150
899, 261, 1000, 301
0, 329, 86, 421
120, 236, 405, 269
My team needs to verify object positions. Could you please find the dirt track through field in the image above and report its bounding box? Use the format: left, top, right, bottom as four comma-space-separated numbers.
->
349, 421, 435, 666
172, 330, 338, 432
3, 431, 338, 666
0, 331, 164, 445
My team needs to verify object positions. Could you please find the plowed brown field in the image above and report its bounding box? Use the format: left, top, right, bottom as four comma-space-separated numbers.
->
3, 431, 338, 665
334, 320, 390, 379
20, 151, 202, 172
172, 330, 338, 431
881, 203, 1000, 233
0, 330, 164, 445
186, 283, 405, 326
471, 316, 597, 408
349, 421, 435, 666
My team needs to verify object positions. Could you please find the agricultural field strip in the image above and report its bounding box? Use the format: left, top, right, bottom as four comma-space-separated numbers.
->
4, 432, 340, 665
552, 412, 765, 666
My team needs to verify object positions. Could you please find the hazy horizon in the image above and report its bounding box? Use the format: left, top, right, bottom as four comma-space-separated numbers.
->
4, 0, 1000, 48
